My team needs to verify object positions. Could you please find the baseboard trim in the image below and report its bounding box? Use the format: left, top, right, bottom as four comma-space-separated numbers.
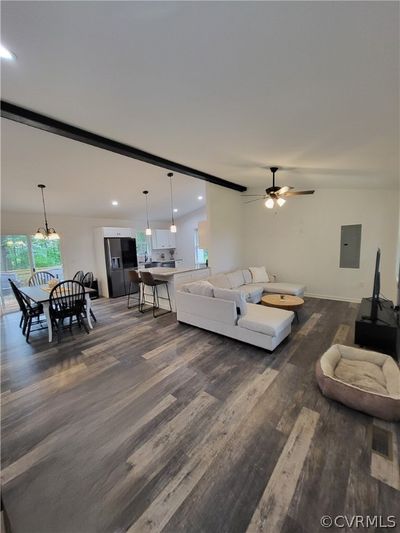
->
304, 292, 361, 304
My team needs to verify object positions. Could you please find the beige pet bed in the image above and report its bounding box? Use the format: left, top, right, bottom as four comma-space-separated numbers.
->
316, 344, 400, 421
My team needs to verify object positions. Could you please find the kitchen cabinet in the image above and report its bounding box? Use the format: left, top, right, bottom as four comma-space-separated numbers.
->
102, 227, 134, 238
151, 229, 176, 250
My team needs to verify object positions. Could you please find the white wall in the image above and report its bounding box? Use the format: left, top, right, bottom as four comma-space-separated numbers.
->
174, 207, 207, 268
1, 211, 167, 279
206, 183, 243, 273
242, 189, 398, 302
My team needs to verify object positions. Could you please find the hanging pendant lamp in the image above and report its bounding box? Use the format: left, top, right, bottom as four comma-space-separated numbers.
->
168, 172, 177, 233
34, 184, 60, 240
143, 190, 152, 236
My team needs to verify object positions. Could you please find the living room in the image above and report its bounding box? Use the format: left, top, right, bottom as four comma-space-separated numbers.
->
1, 2, 399, 532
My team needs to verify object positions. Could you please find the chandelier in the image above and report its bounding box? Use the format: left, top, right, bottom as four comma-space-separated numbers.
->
34, 184, 60, 240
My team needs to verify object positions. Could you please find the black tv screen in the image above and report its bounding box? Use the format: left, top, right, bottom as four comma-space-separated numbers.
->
371, 248, 381, 321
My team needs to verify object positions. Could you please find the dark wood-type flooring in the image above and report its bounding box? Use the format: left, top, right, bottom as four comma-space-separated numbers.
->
1, 297, 399, 533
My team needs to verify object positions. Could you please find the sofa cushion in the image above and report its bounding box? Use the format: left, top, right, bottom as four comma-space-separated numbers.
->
226, 270, 245, 289
208, 273, 231, 289
214, 287, 247, 316
241, 283, 264, 303
238, 304, 294, 337
250, 266, 270, 283
264, 282, 305, 297
184, 280, 214, 298
242, 269, 252, 284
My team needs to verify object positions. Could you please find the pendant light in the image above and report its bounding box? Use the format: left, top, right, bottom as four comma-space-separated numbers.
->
168, 172, 177, 233
143, 190, 152, 236
34, 184, 60, 240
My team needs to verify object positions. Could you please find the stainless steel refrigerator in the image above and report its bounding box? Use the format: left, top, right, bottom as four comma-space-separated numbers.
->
104, 238, 138, 297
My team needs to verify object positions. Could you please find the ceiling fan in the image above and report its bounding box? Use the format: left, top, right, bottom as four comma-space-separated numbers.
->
242, 167, 315, 208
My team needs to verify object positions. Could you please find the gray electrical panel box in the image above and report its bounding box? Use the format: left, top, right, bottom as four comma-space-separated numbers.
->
340, 224, 362, 268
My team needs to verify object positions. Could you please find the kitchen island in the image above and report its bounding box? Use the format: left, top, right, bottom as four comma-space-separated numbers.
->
139, 266, 210, 312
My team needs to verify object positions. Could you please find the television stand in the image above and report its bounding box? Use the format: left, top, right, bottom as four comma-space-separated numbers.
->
355, 298, 399, 360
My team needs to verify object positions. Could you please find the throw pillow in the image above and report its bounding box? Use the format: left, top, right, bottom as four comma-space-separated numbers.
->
185, 280, 214, 297
249, 266, 270, 283
242, 269, 252, 284
208, 273, 231, 289
213, 287, 247, 316
226, 270, 245, 289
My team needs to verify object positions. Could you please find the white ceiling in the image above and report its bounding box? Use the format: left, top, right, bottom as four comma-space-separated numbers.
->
1, 0, 399, 215
1, 119, 206, 219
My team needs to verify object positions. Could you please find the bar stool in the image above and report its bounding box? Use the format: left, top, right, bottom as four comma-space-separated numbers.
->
139, 271, 172, 317
127, 270, 143, 309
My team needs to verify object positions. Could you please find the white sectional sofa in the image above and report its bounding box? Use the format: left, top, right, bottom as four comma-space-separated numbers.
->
207, 269, 305, 304
175, 267, 305, 351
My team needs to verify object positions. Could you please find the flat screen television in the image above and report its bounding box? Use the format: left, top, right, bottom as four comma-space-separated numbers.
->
370, 248, 381, 322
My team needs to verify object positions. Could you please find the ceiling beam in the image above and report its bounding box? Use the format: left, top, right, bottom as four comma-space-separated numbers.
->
1, 100, 247, 192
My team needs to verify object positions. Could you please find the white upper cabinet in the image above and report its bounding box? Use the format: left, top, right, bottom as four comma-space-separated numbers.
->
102, 227, 134, 238
151, 229, 176, 249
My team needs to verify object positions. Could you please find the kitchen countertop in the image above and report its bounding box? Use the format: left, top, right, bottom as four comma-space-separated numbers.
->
138, 259, 183, 266
141, 266, 208, 277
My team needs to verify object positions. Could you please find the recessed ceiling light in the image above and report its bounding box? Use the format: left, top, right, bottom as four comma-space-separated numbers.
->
173, 208, 178, 213
111, 200, 119, 206
198, 196, 203, 200
0, 44, 15, 60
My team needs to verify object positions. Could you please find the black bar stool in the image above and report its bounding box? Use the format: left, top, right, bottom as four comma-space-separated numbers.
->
127, 270, 143, 309
139, 271, 172, 317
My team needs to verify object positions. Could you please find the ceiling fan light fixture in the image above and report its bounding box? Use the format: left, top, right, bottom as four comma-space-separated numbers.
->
265, 198, 274, 209
277, 197, 286, 207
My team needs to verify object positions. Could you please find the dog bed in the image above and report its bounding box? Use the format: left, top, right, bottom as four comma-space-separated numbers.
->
316, 344, 400, 421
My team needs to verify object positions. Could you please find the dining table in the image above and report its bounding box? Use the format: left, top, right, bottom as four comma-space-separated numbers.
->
18, 285, 96, 342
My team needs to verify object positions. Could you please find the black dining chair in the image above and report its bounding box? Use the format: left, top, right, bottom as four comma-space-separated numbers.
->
73, 271, 85, 283
49, 280, 89, 343
28, 271, 55, 286
9, 279, 45, 343
127, 270, 143, 309
139, 271, 172, 317
82, 272, 97, 322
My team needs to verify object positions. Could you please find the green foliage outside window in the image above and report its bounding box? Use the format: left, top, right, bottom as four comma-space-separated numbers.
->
136, 231, 149, 257
1, 234, 62, 271
31, 237, 62, 268
1, 235, 30, 270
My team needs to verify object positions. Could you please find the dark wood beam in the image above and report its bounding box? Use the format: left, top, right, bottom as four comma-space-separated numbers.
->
1, 100, 247, 192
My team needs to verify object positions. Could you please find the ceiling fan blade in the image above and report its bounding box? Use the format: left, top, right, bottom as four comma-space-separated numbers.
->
244, 198, 265, 204
241, 194, 266, 197
276, 185, 293, 195
282, 190, 315, 196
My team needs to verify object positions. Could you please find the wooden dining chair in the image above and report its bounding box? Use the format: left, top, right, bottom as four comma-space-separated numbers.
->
49, 280, 88, 343
28, 271, 55, 286
82, 272, 97, 322
73, 271, 85, 283
9, 279, 45, 343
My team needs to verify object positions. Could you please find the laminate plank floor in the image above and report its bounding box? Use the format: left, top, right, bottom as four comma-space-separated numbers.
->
1, 297, 399, 533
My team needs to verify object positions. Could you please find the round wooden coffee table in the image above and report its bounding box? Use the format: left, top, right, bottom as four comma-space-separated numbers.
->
261, 294, 304, 322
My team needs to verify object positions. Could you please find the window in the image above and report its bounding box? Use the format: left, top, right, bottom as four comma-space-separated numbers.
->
194, 229, 208, 267
1, 234, 64, 313
135, 231, 150, 261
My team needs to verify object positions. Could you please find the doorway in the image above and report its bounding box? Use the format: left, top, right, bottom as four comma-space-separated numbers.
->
1, 234, 64, 313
